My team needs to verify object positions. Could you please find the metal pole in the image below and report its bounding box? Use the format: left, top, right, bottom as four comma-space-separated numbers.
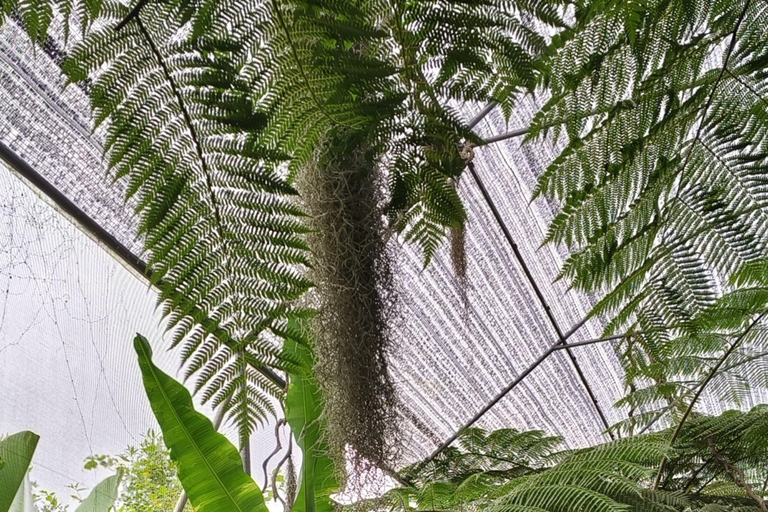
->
416, 337, 565, 470
466, 102, 498, 129
479, 127, 529, 146
0, 141, 288, 391
552, 332, 634, 350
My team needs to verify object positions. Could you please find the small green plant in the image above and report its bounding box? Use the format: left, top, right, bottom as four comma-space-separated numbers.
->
33, 489, 70, 512
4, 432, 192, 512
84, 431, 194, 512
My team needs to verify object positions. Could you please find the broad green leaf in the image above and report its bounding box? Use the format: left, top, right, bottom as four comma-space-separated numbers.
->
285, 330, 339, 512
133, 334, 268, 512
8, 474, 35, 512
74, 471, 123, 512
0, 432, 39, 512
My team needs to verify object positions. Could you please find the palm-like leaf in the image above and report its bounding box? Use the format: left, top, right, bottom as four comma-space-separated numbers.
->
8, 474, 34, 512
73, 472, 123, 512
0, 432, 38, 512
133, 333, 269, 512
284, 329, 340, 512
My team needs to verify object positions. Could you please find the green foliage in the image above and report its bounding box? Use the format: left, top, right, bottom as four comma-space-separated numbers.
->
34, 489, 68, 512
375, 0, 560, 262
5, 0, 557, 470
63, 0, 313, 441
72, 473, 122, 512
535, 0, 768, 321
610, 293, 768, 436
133, 331, 345, 511
284, 331, 340, 512
1, 434, 120, 512
84, 433, 189, 512
392, 428, 565, 510
8, 0, 768, 503
33, 432, 193, 512
528, 0, 768, 437
0, 0, 103, 43
368, 416, 768, 512
371, 427, 683, 512
657, 406, 768, 503
192, 0, 559, 262
9, 474, 35, 512
0, 432, 39, 512
133, 334, 269, 512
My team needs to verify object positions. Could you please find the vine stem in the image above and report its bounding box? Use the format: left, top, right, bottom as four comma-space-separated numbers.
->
653, 311, 768, 489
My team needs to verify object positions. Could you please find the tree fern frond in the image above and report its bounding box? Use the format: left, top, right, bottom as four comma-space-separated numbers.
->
63, 0, 310, 441
534, 0, 768, 437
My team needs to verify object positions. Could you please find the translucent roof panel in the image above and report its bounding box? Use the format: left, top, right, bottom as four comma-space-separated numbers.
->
0, 20, 140, 255
390, 105, 626, 462
3, 11, 768, 493
0, 159, 287, 506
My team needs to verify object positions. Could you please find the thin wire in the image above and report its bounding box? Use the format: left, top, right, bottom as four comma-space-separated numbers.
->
468, 162, 613, 435
49, 295, 93, 454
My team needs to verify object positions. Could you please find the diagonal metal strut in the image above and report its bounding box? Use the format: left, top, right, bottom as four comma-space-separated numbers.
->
468, 162, 613, 436
412, 160, 618, 471
0, 140, 287, 391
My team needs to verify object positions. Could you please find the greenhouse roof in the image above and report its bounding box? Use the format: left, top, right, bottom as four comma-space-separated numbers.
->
2, 8, 767, 507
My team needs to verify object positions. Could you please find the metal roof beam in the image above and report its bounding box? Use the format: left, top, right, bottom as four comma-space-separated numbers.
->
0, 140, 287, 390
468, 162, 614, 436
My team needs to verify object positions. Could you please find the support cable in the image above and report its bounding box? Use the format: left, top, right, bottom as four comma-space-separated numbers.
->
552, 332, 635, 351
468, 162, 613, 436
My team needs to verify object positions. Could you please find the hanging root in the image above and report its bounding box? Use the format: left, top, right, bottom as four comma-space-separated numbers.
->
297, 127, 400, 480
450, 178, 467, 278
452, 141, 475, 306
262, 418, 286, 490
285, 445, 296, 508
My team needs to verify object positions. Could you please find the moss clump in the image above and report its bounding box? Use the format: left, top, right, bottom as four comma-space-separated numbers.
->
298, 127, 400, 477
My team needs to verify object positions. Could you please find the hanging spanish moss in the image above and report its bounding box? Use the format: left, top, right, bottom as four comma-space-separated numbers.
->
449, 184, 470, 315
452, 143, 475, 306
297, 127, 400, 476
449, 177, 468, 286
